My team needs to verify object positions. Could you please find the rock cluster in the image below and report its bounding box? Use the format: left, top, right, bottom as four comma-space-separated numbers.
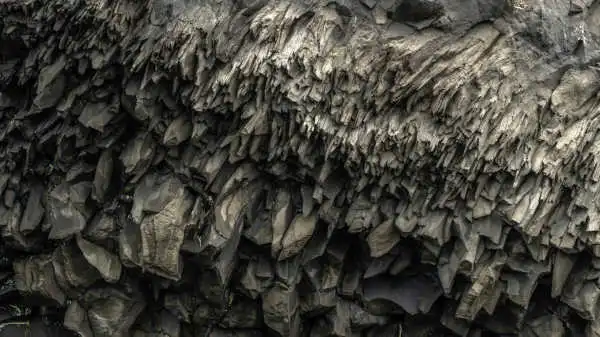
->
1, 0, 600, 336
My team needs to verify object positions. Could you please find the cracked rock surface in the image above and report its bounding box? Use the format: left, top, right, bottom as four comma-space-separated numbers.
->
2, 0, 600, 336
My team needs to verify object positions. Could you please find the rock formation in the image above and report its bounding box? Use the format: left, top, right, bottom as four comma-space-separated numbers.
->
1, 0, 600, 336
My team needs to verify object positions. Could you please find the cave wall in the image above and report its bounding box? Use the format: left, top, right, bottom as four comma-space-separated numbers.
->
2, 0, 600, 336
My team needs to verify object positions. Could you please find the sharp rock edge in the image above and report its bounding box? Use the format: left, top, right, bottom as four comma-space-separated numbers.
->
1, 0, 600, 336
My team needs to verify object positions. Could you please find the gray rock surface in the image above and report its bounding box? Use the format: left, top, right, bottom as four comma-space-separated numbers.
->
1, 0, 600, 336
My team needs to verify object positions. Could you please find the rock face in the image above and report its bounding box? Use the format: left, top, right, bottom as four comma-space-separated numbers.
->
1, 0, 600, 336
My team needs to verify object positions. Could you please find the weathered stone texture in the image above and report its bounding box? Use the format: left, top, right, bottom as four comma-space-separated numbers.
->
1, 0, 600, 336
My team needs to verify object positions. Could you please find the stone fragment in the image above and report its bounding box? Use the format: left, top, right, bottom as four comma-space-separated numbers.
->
19, 182, 44, 233
131, 174, 185, 223
456, 252, 506, 320
345, 195, 377, 233
262, 282, 300, 337
84, 213, 116, 241
14, 255, 66, 305
199, 184, 249, 265
82, 287, 145, 337
504, 256, 550, 308
47, 183, 91, 239
552, 251, 576, 297
0, 203, 37, 249
325, 301, 352, 336
522, 314, 565, 337
139, 182, 194, 280
163, 116, 192, 146
301, 220, 334, 264
33, 56, 66, 109
52, 243, 101, 290
300, 288, 337, 316
348, 300, 388, 328
64, 301, 94, 337
119, 211, 143, 268
441, 303, 471, 337
239, 257, 274, 299
279, 212, 318, 261
551, 68, 600, 120
367, 219, 401, 257
119, 132, 156, 179
244, 209, 273, 246
271, 189, 293, 258
76, 235, 122, 283
212, 187, 255, 289
92, 149, 113, 202
78, 101, 114, 132
561, 266, 600, 320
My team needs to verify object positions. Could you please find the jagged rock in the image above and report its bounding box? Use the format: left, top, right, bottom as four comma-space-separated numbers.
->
279, 212, 318, 261
271, 189, 293, 258
119, 133, 156, 180
64, 301, 94, 337
552, 251, 576, 298
239, 256, 274, 299
2, 0, 600, 335
82, 287, 145, 337
163, 116, 192, 146
118, 210, 144, 268
19, 182, 44, 233
84, 213, 117, 241
92, 150, 113, 203
14, 255, 66, 305
34, 55, 66, 110
561, 264, 600, 320
52, 243, 102, 291
345, 195, 377, 234
78, 101, 115, 132
46, 182, 91, 239
300, 288, 337, 316
456, 251, 506, 320
521, 314, 566, 337
348, 300, 388, 328
0, 203, 38, 250
76, 235, 122, 283
262, 282, 300, 337
366, 219, 401, 258
139, 179, 194, 280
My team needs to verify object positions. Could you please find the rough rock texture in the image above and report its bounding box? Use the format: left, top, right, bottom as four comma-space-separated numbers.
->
1, 0, 600, 336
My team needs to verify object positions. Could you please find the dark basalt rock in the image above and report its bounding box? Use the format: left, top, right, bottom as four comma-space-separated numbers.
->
1, 0, 600, 336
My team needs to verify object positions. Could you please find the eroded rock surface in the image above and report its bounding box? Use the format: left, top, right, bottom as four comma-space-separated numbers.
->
1, 0, 600, 336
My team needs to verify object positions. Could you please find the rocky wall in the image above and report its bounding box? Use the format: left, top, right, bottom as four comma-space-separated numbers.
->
1, 0, 600, 336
